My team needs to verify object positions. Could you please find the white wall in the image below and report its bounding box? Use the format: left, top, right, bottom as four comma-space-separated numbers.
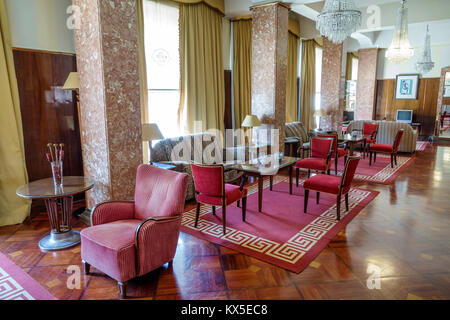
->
5, 0, 75, 53
375, 20, 450, 79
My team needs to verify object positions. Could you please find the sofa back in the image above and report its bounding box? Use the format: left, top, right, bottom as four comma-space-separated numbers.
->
152, 133, 224, 163
346, 120, 417, 153
285, 122, 309, 144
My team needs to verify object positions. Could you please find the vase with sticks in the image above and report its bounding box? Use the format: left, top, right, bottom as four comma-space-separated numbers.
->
46, 143, 65, 187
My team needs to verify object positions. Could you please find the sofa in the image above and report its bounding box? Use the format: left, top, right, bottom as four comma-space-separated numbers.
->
346, 120, 418, 153
285, 122, 313, 156
152, 132, 244, 201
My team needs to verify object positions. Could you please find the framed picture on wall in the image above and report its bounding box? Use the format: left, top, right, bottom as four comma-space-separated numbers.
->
444, 72, 450, 86
395, 74, 419, 100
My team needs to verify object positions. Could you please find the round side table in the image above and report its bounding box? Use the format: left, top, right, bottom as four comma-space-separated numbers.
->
16, 176, 94, 251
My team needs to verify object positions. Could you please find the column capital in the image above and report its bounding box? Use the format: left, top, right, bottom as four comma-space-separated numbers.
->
250, 1, 291, 11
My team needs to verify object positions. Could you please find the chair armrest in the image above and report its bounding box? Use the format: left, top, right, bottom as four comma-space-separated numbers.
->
91, 201, 135, 226
326, 151, 333, 165
134, 215, 182, 275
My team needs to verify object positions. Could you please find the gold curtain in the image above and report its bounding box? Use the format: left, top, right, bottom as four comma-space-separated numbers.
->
178, 2, 225, 133
136, 0, 149, 163
286, 32, 299, 123
232, 19, 252, 128
171, 0, 224, 14
0, 0, 30, 226
300, 39, 316, 131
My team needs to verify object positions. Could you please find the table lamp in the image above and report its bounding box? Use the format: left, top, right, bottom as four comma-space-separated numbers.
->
314, 109, 327, 131
142, 123, 164, 164
241, 115, 261, 146
63, 72, 81, 135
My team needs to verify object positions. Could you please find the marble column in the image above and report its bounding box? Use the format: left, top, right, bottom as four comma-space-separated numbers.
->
73, 0, 142, 209
250, 2, 289, 152
355, 48, 379, 120
320, 37, 345, 132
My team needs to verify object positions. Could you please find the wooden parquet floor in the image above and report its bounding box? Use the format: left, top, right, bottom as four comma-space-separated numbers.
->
0, 143, 449, 300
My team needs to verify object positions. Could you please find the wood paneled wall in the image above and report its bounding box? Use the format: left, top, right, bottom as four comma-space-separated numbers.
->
375, 78, 440, 136
13, 48, 83, 183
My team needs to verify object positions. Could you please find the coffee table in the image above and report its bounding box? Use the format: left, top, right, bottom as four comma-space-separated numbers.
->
338, 134, 366, 157
227, 156, 300, 212
16, 176, 94, 251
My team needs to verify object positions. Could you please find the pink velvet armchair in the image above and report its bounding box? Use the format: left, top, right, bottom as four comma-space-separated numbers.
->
80, 165, 189, 299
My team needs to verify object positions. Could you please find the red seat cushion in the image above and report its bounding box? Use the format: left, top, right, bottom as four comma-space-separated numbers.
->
370, 143, 393, 153
294, 158, 330, 171
197, 184, 248, 206
337, 148, 348, 158
303, 174, 351, 195
81, 219, 140, 282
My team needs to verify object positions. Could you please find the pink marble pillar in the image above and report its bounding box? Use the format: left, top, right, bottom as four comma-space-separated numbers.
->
355, 48, 379, 120
73, 0, 142, 208
250, 2, 289, 152
320, 37, 344, 132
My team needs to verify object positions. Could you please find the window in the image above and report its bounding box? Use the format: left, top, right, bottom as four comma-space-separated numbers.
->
314, 46, 323, 128
143, 0, 180, 138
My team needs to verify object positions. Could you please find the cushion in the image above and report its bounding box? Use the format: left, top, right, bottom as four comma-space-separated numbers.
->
304, 174, 350, 195
81, 219, 140, 282
370, 143, 393, 153
294, 158, 330, 171
197, 184, 248, 206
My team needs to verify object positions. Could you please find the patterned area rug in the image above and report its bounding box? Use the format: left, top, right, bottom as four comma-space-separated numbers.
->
416, 141, 430, 151
334, 152, 415, 185
0, 252, 55, 300
181, 176, 378, 273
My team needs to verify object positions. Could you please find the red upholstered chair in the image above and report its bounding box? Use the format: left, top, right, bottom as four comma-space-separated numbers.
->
80, 165, 189, 299
191, 164, 248, 235
303, 156, 360, 220
317, 133, 349, 174
362, 123, 379, 158
369, 129, 404, 168
294, 137, 333, 187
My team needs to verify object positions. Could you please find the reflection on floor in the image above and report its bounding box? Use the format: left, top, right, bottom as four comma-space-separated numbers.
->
0, 143, 449, 300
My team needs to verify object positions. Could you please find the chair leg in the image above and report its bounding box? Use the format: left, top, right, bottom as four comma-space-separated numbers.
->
222, 205, 227, 235
168, 260, 173, 267
118, 281, 127, 299
195, 203, 201, 228
242, 197, 247, 222
316, 192, 320, 204
336, 195, 341, 221
307, 169, 311, 178
335, 157, 338, 175
237, 201, 240, 208
304, 190, 309, 213
345, 193, 349, 212
212, 206, 216, 215
327, 169, 331, 175
374, 152, 377, 163
394, 153, 398, 166
82, 260, 90, 275
296, 168, 299, 187
390, 154, 394, 168
369, 152, 372, 166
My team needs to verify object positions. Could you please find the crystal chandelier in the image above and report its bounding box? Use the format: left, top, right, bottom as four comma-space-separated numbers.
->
386, 0, 414, 64
415, 25, 435, 74
316, 0, 362, 44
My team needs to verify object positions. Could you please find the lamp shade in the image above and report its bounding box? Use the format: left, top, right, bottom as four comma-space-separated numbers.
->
314, 109, 327, 117
142, 123, 164, 141
62, 72, 79, 90
241, 115, 261, 128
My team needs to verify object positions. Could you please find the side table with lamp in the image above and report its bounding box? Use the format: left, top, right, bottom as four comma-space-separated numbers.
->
142, 123, 172, 169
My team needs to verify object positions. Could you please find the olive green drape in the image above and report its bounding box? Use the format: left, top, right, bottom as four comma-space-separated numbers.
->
286, 32, 299, 123
232, 19, 252, 128
136, 0, 149, 163
0, 0, 30, 226
178, 2, 225, 133
300, 39, 316, 131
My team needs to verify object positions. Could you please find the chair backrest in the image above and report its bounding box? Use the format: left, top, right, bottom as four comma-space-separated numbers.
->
310, 137, 333, 159
363, 123, 378, 137
392, 129, 404, 152
134, 165, 189, 220
317, 133, 338, 154
340, 157, 360, 190
190, 163, 224, 197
